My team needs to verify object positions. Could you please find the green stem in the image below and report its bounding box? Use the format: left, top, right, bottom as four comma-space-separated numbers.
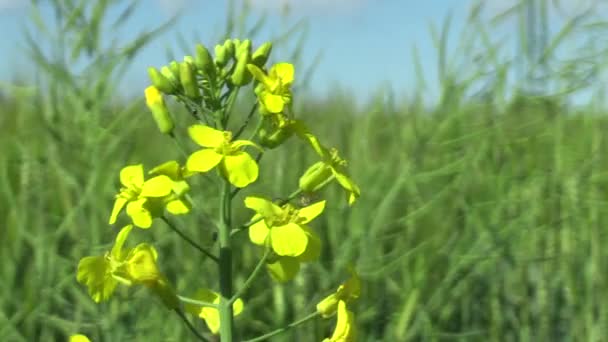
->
177, 295, 219, 309
218, 179, 234, 341
161, 216, 219, 263
229, 247, 271, 305
242, 312, 321, 342
223, 87, 240, 127
174, 308, 210, 342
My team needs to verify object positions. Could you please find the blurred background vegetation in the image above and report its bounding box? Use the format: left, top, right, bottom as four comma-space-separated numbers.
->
2, 0, 608, 341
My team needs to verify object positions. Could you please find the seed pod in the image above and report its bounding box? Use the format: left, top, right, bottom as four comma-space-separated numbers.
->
144, 86, 174, 135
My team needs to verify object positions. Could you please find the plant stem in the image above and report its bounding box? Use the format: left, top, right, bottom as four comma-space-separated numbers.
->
177, 295, 219, 309
161, 216, 219, 263
242, 312, 321, 342
233, 102, 258, 139
174, 308, 210, 342
218, 179, 234, 341
229, 247, 270, 305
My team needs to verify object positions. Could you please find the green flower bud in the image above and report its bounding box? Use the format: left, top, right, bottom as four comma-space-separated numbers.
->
299, 161, 333, 192
223, 39, 235, 59
160, 66, 179, 88
147, 67, 177, 94
214, 44, 229, 67
169, 61, 181, 82
144, 86, 174, 134
195, 43, 214, 76
183, 55, 195, 66
252, 42, 273, 67
229, 50, 252, 86
236, 39, 252, 58
179, 61, 200, 100
232, 38, 241, 51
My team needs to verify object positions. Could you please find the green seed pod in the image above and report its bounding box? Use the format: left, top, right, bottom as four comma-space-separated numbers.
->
179, 61, 200, 100
214, 44, 229, 67
252, 42, 273, 67
299, 162, 333, 192
195, 43, 214, 76
144, 86, 174, 134
229, 50, 252, 86
147, 67, 177, 94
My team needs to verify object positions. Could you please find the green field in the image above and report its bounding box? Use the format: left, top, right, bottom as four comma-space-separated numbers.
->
2, 1, 608, 341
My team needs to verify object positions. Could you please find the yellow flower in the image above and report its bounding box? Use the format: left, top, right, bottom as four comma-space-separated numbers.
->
245, 196, 324, 258
247, 62, 294, 114
186, 124, 260, 188
109, 164, 174, 228
69, 334, 91, 342
317, 268, 361, 318
148, 160, 193, 215
76, 225, 177, 307
297, 128, 360, 206
323, 300, 356, 342
185, 288, 244, 335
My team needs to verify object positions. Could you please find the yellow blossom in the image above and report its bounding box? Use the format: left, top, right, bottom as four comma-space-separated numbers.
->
185, 288, 244, 335
186, 124, 260, 188
247, 62, 294, 114
317, 268, 361, 317
323, 300, 356, 342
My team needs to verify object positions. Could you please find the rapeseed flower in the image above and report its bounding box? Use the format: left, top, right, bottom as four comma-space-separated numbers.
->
247, 62, 294, 114
185, 288, 244, 335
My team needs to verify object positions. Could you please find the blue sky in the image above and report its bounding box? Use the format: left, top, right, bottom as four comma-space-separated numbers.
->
0, 0, 605, 104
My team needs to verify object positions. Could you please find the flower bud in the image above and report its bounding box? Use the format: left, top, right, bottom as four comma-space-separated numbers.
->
229, 50, 252, 86
214, 44, 229, 67
195, 43, 215, 76
169, 61, 181, 80
252, 42, 273, 67
299, 161, 333, 192
223, 39, 235, 59
160, 66, 179, 88
236, 39, 252, 58
144, 86, 174, 134
179, 61, 200, 100
147, 67, 177, 94
183, 55, 195, 66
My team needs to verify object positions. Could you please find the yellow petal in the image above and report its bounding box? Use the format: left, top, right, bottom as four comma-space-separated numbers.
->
261, 93, 285, 113
186, 149, 223, 173
270, 223, 308, 257
266, 256, 300, 282
297, 200, 326, 224
166, 199, 191, 215
76, 255, 117, 303
188, 124, 225, 148
125, 243, 160, 283
70, 334, 91, 342
325, 300, 356, 342
140, 175, 173, 197
244, 196, 283, 219
185, 288, 243, 335
109, 196, 128, 224
221, 152, 258, 188
271, 62, 294, 86
126, 199, 153, 228
335, 172, 360, 206
120, 164, 144, 189
248, 218, 270, 246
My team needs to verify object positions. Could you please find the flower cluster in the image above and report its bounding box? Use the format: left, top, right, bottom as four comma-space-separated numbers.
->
76, 37, 362, 341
